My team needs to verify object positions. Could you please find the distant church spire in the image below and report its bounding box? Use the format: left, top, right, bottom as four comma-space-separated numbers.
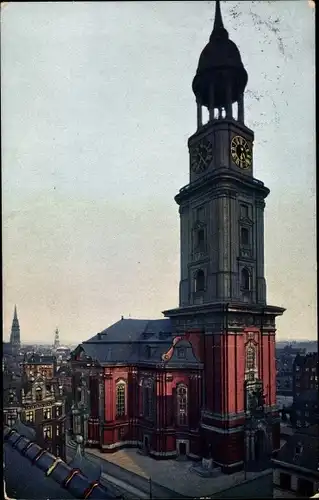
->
54, 327, 60, 349
10, 305, 21, 348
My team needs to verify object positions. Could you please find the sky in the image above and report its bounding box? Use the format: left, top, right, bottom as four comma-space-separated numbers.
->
2, 1, 316, 344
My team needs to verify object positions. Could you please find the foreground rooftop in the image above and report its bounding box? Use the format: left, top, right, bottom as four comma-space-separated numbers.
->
4, 425, 122, 499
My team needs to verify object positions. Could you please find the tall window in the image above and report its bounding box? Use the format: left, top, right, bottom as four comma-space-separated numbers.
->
177, 384, 188, 426
195, 269, 205, 292
36, 387, 42, 401
25, 410, 34, 423
44, 407, 52, 420
196, 228, 205, 251
43, 426, 52, 439
240, 227, 249, 246
241, 268, 250, 291
116, 382, 126, 417
246, 345, 256, 371
143, 379, 154, 419
7, 415, 16, 427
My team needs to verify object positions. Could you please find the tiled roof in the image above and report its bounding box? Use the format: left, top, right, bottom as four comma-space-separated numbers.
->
76, 318, 202, 367
24, 353, 56, 365
86, 318, 172, 343
274, 424, 319, 474
69, 444, 102, 483
3, 426, 122, 499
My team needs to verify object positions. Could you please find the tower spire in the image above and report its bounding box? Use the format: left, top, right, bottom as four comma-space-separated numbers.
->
10, 305, 21, 348
54, 327, 60, 349
192, 0, 247, 124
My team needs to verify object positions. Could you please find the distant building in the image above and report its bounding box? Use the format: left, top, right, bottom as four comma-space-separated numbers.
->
291, 353, 318, 428
276, 345, 307, 399
272, 425, 319, 497
20, 368, 66, 458
3, 352, 66, 459
22, 352, 57, 379
3, 371, 22, 428
56, 363, 73, 394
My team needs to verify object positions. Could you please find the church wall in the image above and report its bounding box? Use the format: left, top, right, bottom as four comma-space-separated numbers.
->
235, 333, 246, 414
203, 335, 214, 412
261, 334, 271, 407
225, 333, 240, 415
269, 333, 277, 406
184, 330, 204, 362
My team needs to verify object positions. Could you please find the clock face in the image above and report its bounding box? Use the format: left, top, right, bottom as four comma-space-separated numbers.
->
190, 138, 213, 174
231, 135, 252, 170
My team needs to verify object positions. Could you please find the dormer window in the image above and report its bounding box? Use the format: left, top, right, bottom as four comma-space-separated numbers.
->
294, 442, 303, 457
177, 348, 186, 359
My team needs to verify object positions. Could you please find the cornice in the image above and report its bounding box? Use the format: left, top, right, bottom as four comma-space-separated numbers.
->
175, 170, 269, 206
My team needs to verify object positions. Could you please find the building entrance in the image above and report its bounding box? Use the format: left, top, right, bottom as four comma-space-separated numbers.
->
179, 442, 187, 456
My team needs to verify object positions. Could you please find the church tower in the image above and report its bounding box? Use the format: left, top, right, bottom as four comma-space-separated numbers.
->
10, 305, 21, 349
164, 1, 285, 473
53, 327, 60, 350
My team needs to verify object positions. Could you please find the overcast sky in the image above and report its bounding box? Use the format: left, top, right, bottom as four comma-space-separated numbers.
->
2, 1, 316, 344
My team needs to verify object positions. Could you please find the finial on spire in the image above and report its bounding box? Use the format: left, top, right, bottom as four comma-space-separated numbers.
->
214, 0, 223, 30
211, 0, 228, 40
14, 305, 18, 320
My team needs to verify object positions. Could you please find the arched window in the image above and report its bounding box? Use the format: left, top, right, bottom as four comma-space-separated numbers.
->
241, 227, 249, 246
35, 386, 42, 401
241, 268, 250, 291
142, 379, 154, 420
195, 269, 205, 292
116, 382, 126, 417
176, 384, 188, 426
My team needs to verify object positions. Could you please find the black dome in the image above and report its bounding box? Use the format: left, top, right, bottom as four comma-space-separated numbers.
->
192, 1, 248, 109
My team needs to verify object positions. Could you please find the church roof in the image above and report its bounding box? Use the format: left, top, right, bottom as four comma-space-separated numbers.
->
75, 319, 202, 368
87, 318, 172, 343
4, 426, 121, 499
